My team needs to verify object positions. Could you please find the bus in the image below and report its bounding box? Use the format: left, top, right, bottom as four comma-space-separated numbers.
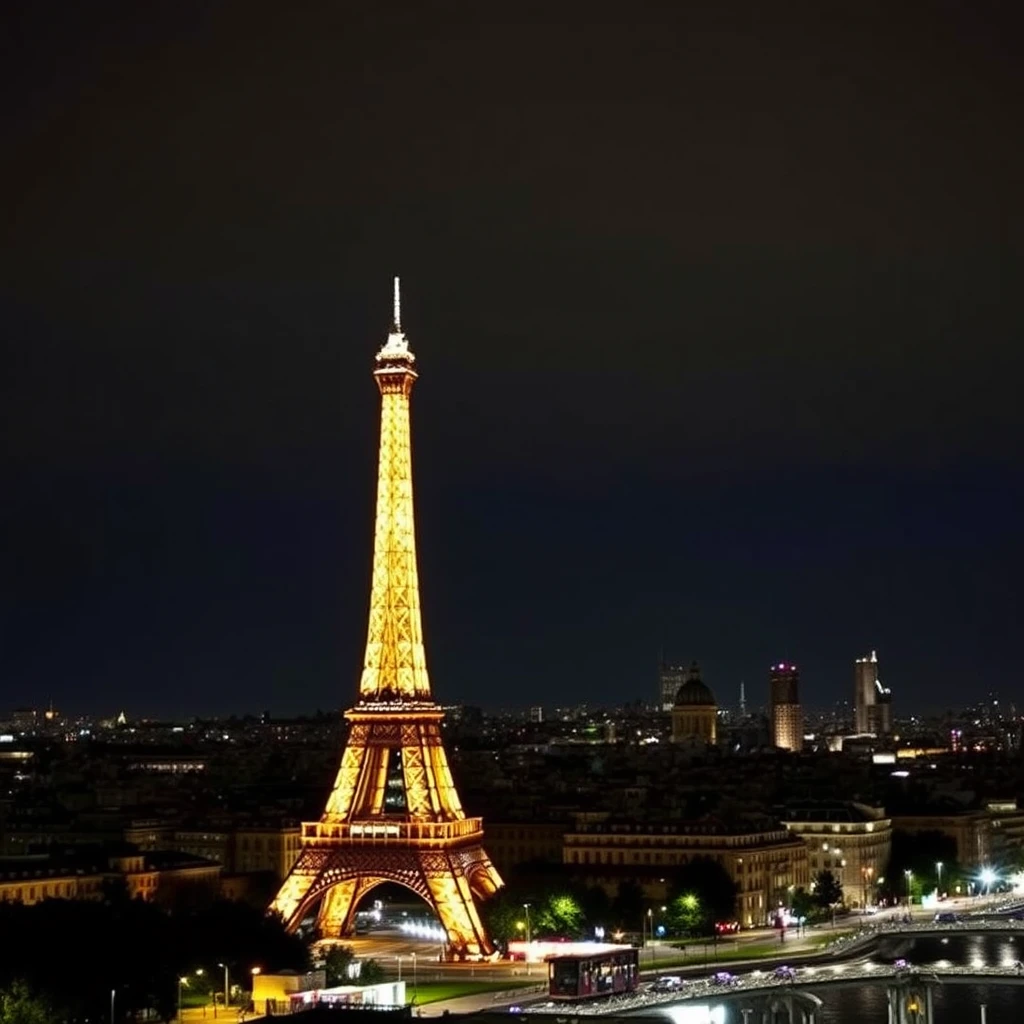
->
547, 946, 640, 1002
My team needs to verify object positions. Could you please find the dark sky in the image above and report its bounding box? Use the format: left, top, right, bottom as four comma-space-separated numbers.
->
2, 1, 1022, 718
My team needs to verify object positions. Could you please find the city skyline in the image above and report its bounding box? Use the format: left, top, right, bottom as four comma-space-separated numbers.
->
2, 3, 1021, 717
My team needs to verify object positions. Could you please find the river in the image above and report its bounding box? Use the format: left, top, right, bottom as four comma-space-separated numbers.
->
670, 933, 1024, 1023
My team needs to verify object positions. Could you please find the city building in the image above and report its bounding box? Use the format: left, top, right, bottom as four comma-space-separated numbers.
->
659, 662, 688, 712
769, 663, 804, 752
562, 818, 809, 928
0, 843, 220, 906
854, 650, 893, 735
889, 811, 992, 870
484, 821, 567, 875
670, 663, 717, 745
853, 651, 877, 734
780, 803, 892, 909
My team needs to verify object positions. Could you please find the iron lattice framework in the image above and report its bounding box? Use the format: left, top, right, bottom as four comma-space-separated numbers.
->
270, 280, 503, 957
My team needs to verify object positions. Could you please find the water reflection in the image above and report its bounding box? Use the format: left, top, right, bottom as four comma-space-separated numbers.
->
872, 931, 1024, 971
703, 983, 1022, 1023
664, 934, 1024, 1022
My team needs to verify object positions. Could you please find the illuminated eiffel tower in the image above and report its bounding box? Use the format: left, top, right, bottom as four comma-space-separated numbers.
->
270, 279, 503, 958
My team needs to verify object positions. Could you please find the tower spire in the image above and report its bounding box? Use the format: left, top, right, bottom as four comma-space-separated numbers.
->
393, 275, 401, 331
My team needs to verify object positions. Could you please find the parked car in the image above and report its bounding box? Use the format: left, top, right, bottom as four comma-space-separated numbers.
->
710, 972, 738, 987
774, 966, 797, 981
715, 920, 741, 935
934, 912, 959, 924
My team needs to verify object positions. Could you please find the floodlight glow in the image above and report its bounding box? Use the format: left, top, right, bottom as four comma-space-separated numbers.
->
663, 1007, 725, 1024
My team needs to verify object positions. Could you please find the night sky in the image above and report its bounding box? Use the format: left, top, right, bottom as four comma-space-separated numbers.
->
2, 1, 1022, 718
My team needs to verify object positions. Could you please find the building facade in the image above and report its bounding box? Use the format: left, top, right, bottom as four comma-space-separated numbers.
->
854, 650, 893, 735
769, 663, 803, 752
0, 845, 220, 906
562, 819, 808, 928
659, 662, 688, 712
781, 803, 892, 909
670, 663, 718, 745
854, 651, 878, 734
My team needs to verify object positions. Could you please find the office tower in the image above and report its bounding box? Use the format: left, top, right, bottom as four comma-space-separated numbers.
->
659, 660, 688, 711
769, 662, 804, 752
854, 650, 893, 736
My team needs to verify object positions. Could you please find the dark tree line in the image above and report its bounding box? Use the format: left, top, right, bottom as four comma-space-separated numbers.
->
0, 888, 308, 1022
481, 857, 740, 944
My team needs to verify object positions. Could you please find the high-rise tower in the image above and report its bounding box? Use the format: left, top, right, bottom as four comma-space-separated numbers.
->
769, 662, 803, 752
854, 650, 878, 734
270, 280, 503, 957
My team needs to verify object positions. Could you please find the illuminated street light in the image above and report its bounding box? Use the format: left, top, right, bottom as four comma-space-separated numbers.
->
522, 903, 532, 976
936, 862, 944, 896
217, 963, 230, 1014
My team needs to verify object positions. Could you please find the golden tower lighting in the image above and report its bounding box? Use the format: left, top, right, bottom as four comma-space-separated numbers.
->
269, 278, 503, 958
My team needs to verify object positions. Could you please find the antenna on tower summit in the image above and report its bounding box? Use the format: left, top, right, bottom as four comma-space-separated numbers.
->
393, 276, 401, 332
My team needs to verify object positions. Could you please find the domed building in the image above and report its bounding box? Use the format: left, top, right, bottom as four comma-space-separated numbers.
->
670, 662, 718, 744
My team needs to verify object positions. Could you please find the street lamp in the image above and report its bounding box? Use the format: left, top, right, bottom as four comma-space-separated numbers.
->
522, 904, 532, 976
980, 868, 997, 895
178, 969, 205, 1021
904, 870, 913, 909
218, 963, 230, 1013
861, 866, 874, 912
936, 862, 944, 897
110, 988, 116, 1024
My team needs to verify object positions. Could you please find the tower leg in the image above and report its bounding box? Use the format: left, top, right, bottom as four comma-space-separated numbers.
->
420, 851, 495, 958
317, 879, 359, 938
270, 847, 326, 931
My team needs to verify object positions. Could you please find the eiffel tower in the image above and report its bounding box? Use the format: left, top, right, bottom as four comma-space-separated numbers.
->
270, 279, 503, 958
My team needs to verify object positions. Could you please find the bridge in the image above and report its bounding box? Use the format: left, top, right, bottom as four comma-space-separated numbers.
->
523, 920, 1024, 1024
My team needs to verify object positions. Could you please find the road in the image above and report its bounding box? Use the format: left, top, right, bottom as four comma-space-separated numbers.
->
339, 897, 1012, 984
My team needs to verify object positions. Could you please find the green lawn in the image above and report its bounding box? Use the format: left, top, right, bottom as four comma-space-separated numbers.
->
407, 981, 530, 1006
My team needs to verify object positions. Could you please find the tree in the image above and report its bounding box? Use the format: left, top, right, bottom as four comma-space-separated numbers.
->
535, 893, 584, 937
665, 893, 703, 937
790, 887, 816, 921
480, 894, 526, 947
884, 829, 964, 901
813, 870, 843, 909
324, 945, 356, 987
668, 857, 738, 934
0, 982, 52, 1024
578, 885, 612, 933
612, 881, 644, 930
358, 959, 386, 985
